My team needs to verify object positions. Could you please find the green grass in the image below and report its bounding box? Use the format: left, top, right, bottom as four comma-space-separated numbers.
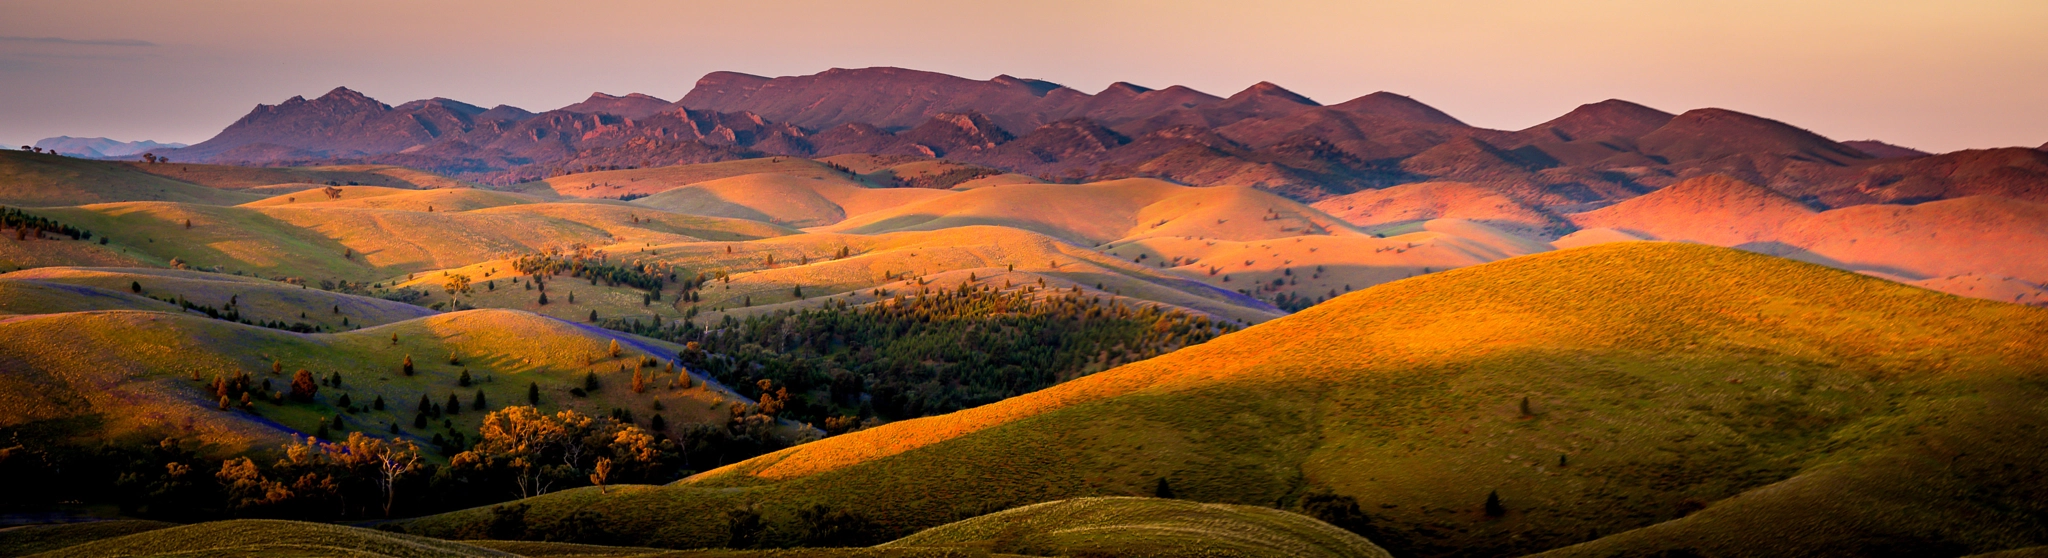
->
0, 151, 259, 207
400, 243, 2048, 557
0, 308, 747, 456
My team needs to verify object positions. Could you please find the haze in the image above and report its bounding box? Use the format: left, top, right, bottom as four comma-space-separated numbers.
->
3, 0, 2044, 153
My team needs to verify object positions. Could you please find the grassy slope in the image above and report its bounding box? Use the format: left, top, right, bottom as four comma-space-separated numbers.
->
0, 309, 745, 455
0, 520, 173, 557
1310, 181, 1567, 239
19, 201, 789, 283
25, 519, 512, 558
0, 151, 259, 207
527, 158, 890, 200
125, 162, 476, 191
882, 497, 1390, 558
0, 267, 435, 328
241, 186, 541, 212
402, 243, 2048, 557
9, 498, 1380, 558
398, 225, 1283, 326
631, 173, 952, 228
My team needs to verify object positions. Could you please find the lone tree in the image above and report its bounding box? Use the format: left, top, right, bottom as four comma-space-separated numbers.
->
590, 457, 613, 494
1154, 477, 1175, 499
1519, 396, 1533, 417
537, 292, 549, 305
1484, 490, 1506, 517
289, 369, 318, 402
444, 273, 473, 307
472, 389, 487, 411
458, 369, 472, 387
402, 355, 414, 376
527, 382, 540, 405
446, 393, 462, 416
608, 339, 621, 358
129, 281, 142, 294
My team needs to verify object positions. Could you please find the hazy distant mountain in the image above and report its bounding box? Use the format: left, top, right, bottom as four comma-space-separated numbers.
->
156, 67, 2048, 206
33, 136, 187, 158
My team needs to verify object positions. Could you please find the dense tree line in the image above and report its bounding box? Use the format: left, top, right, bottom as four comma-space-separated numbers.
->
606, 286, 1235, 427
1, 206, 93, 241
0, 406, 739, 522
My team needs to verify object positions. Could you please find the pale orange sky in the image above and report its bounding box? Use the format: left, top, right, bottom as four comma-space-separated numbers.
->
3, 0, 2044, 152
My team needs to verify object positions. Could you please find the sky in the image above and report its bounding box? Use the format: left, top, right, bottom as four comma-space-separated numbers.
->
3, 0, 2045, 153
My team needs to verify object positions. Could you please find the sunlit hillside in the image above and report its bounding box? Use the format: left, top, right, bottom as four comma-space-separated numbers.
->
0, 308, 746, 455
402, 242, 2048, 556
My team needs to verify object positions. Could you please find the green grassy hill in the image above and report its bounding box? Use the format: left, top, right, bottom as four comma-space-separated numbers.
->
0, 308, 747, 455
16, 201, 790, 283
0, 151, 260, 207
400, 242, 2048, 556
0, 267, 435, 328
0, 520, 173, 557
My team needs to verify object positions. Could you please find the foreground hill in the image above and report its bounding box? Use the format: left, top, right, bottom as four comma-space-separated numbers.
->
404, 242, 2048, 556
9, 498, 1385, 558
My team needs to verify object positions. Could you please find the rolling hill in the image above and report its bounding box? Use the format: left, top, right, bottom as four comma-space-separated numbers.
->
0, 266, 435, 328
0, 308, 747, 456
0, 151, 261, 207
6, 498, 1387, 558
631, 173, 951, 228
402, 242, 2048, 556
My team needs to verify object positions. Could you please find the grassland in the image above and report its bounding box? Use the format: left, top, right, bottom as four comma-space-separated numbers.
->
0, 308, 746, 455
5, 498, 1377, 557
0, 151, 260, 207
399, 243, 2048, 557
0, 267, 434, 328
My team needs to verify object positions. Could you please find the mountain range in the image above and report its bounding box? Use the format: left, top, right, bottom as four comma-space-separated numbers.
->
149, 67, 2048, 210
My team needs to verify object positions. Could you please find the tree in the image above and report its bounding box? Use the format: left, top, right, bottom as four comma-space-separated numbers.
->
608, 339, 621, 358
444, 273, 472, 307
537, 291, 549, 305
373, 395, 385, 410
130, 281, 142, 294
473, 389, 487, 411
338, 393, 353, 408
1519, 396, 1533, 417
528, 382, 540, 405
458, 370, 472, 387
589, 457, 613, 494
588, 309, 598, 323
1154, 477, 1175, 499
1484, 490, 1506, 517
446, 393, 462, 416
584, 371, 600, 392
374, 437, 422, 517
290, 370, 318, 402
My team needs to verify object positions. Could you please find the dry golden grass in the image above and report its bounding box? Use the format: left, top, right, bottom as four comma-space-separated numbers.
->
242, 187, 541, 212
397, 242, 2048, 555
630, 173, 952, 227
529, 158, 890, 200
